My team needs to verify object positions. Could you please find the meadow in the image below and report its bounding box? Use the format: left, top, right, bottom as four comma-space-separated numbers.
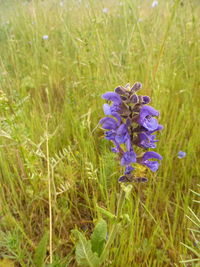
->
0, 0, 199, 266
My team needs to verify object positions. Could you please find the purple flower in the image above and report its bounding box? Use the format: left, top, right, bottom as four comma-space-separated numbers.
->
103, 104, 112, 115
131, 82, 142, 93
149, 124, 164, 133
42, 35, 49, 40
100, 82, 163, 181
138, 151, 162, 172
178, 151, 186, 159
115, 86, 128, 95
138, 132, 158, 149
111, 146, 120, 153
138, 105, 159, 131
100, 117, 119, 130
142, 96, 151, 104
105, 130, 116, 141
121, 151, 136, 166
152, 1, 158, 8
115, 124, 129, 144
102, 92, 122, 105
124, 165, 134, 174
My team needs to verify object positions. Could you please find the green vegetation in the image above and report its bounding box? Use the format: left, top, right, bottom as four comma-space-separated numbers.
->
0, 0, 199, 266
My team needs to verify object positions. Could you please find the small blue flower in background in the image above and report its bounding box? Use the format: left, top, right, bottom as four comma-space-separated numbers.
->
100, 82, 163, 182
42, 35, 49, 40
102, 8, 109, 14
152, 1, 158, 8
178, 151, 186, 159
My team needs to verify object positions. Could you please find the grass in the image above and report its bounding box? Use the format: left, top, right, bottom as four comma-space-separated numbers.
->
0, 0, 199, 266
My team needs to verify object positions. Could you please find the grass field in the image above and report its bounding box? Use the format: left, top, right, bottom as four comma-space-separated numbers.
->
0, 0, 199, 266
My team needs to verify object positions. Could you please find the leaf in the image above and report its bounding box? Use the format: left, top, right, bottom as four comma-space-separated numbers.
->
73, 230, 100, 267
91, 219, 107, 256
96, 205, 116, 220
33, 232, 48, 267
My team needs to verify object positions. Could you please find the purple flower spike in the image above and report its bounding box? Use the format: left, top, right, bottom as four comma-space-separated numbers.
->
102, 92, 122, 105
121, 151, 136, 166
178, 151, 186, 159
100, 82, 163, 182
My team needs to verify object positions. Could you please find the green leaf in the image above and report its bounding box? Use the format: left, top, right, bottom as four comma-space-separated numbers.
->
96, 205, 116, 220
91, 219, 107, 256
73, 230, 100, 267
33, 232, 48, 267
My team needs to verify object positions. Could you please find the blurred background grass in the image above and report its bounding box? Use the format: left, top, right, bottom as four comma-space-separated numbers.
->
0, 0, 199, 266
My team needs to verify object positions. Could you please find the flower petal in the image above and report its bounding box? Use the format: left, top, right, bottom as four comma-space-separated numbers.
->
121, 151, 136, 166
138, 132, 157, 149
115, 86, 127, 95
178, 151, 186, 159
144, 161, 159, 172
103, 104, 111, 115
142, 151, 163, 161
115, 124, 128, 144
100, 117, 118, 130
142, 96, 151, 104
111, 112, 121, 125
105, 130, 116, 140
149, 124, 164, 133
102, 92, 122, 104
139, 105, 159, 122
131, 82, 142, 93
124, 165, 134, 174
142, 117, 158, 131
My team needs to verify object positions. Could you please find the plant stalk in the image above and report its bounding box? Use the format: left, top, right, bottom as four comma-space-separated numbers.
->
46, 117, 53, 264
100, 189, 126, 264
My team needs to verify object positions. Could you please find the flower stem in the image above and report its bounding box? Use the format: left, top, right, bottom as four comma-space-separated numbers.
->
46, 116, 53, 264
100, 189, 126, 264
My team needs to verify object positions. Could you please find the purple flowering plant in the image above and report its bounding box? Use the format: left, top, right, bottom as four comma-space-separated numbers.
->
73, 83, 164, 266
100, 82, 163, 182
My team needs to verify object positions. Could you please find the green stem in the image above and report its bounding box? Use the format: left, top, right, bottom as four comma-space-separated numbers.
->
100, 189, 126, 264
46, 116, 53, 264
